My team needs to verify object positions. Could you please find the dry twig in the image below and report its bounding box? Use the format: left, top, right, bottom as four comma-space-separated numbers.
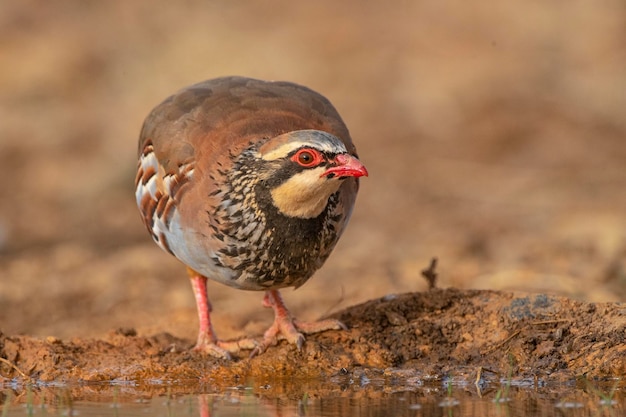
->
0, 357, 29, 380
421, 257, 438, 290
484, 329, 522, 354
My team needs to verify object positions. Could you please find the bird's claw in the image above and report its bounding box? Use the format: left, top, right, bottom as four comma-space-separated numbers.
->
192, 342, 232, 360
248, 317, 345, 358
193, 337, 259, 360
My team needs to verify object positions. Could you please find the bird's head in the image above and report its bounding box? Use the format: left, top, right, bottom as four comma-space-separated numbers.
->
255, 130, 368, 219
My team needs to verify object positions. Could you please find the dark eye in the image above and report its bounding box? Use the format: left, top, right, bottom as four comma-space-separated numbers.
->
292, 148, 323, 167
298, 151, 314, 165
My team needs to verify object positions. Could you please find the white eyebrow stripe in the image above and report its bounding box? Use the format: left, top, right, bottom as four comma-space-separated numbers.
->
262, 141, 319, 160
261, 131, 348, 161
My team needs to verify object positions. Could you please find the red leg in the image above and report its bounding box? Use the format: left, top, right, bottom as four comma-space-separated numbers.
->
189, 273, 218, 347
250, 289, 346, 357
187, 268, 257, 358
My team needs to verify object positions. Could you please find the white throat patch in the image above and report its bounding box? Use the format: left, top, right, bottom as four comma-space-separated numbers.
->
270, 167, 342, 218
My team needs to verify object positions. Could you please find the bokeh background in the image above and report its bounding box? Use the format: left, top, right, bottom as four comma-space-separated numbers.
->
1, 1, 625, 341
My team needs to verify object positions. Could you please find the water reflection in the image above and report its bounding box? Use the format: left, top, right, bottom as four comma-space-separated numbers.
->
1, 379, 624, 417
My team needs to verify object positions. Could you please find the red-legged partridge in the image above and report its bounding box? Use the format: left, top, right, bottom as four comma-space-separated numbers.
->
135, 76, 367, 358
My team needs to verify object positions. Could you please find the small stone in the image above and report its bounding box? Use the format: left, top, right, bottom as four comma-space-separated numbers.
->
385, 311, 408, 326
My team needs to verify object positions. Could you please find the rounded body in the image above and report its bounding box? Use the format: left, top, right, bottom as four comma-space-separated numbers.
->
135, 77, 363, 290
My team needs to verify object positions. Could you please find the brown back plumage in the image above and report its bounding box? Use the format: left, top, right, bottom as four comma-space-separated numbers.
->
139, 76, 355, 173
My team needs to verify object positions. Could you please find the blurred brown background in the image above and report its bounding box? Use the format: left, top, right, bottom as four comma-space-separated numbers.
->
1, 1, 625, 341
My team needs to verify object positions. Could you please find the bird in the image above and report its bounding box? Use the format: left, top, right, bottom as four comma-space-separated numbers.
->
135, 76, 367, 359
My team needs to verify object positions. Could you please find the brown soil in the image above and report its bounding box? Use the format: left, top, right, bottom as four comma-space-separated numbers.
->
1, 0, 626, 393
2, 289, 624, 385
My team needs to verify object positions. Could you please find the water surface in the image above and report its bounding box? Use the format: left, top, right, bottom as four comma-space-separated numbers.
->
2, 378, 623, 417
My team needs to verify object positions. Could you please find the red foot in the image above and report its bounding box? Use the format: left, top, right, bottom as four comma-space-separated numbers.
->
250, 290, 346, 357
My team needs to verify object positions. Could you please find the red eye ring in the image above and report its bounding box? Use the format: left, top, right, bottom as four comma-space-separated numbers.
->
292, 148, 324, 167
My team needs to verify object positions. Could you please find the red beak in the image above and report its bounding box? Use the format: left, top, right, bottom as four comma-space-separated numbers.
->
321, 154, 368, 178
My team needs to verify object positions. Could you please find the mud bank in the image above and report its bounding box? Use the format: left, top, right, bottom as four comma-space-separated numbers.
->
2, 289, 624, 387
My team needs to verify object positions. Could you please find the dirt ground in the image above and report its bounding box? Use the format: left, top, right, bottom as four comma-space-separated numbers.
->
1, 289, 625, 385
1, 1, 625, 388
